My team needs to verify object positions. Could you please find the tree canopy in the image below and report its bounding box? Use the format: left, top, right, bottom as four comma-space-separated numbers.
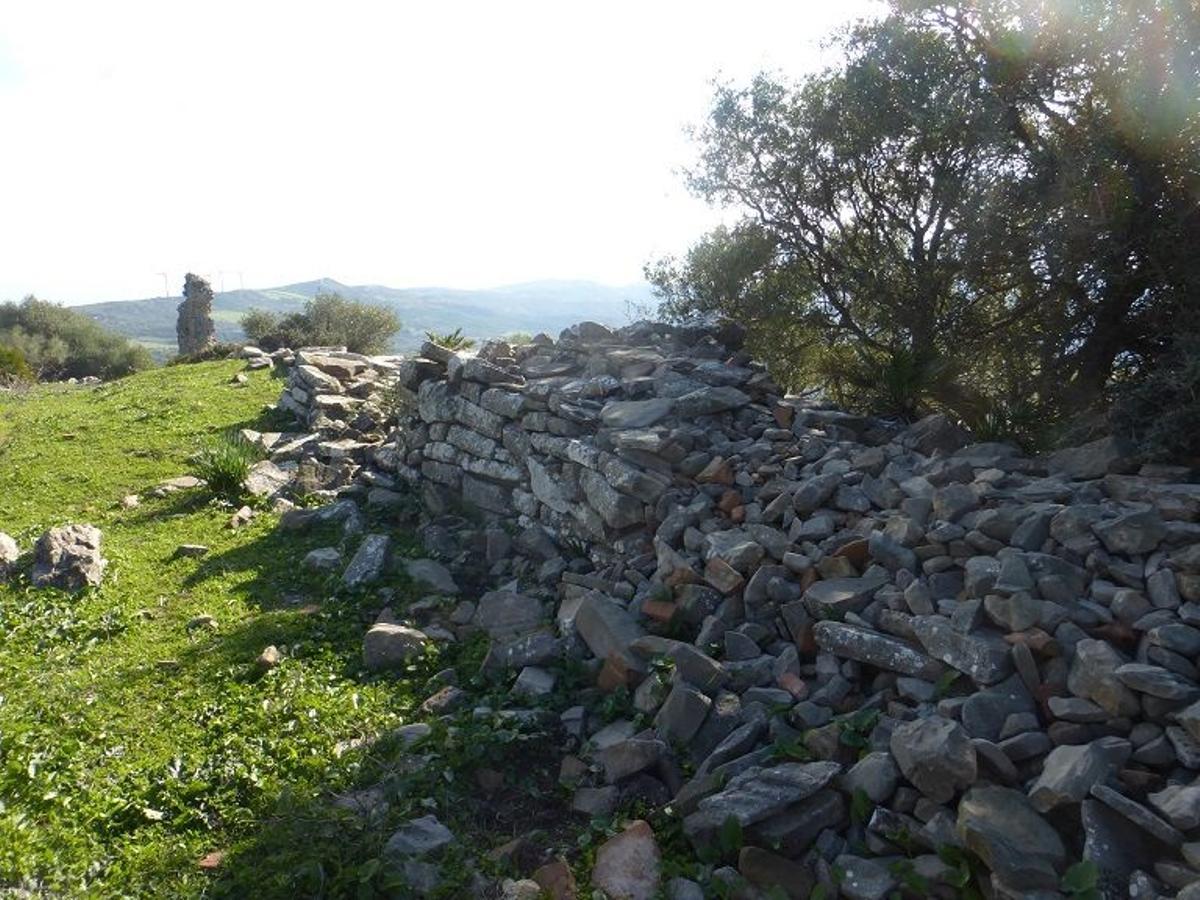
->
241, 293, 401, 355
650, 0, 1199, 447
0, 296, 153, 381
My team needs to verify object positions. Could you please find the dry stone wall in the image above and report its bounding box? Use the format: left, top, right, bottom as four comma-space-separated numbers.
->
269, 321, 1200, 899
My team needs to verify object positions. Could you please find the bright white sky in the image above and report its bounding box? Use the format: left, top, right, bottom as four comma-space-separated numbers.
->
0, 0, 881, 304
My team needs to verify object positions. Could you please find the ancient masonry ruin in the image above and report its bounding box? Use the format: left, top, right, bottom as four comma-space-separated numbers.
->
250, 320, 1200, 898
176, 273, 217, 356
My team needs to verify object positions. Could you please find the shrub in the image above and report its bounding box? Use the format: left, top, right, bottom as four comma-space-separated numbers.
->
0, 297, 153, 380
818, 346, 959, 421
241, 293, 400, 354
168, 342, 243, 366
1110, 332, 1200, 464
0, 345, 33, 383
191, 433, 261, 501
425, 328, 475, 351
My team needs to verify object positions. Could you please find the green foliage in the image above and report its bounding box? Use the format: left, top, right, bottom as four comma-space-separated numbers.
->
1061, 859, 1101, 899
241, 293, 400, 354
819, 346, 959, 420
937, 844, 986, 899
651, 0, 1200, 437
499, 331, 533, 345
424, 328, 475, 351
0, 345, 33, 383
190, 433, 262, 502
0, 296, 153, 381
849, 787, 874, 827
933, 670, 961, 699
837, 707, 881, 750
1110, 330, 1200, 463
717, 814, 743, 860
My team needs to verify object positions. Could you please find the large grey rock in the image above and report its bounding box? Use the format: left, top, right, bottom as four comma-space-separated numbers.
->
0, 532, 18, 580
1047, 436, 1135, 480
600, 398, 675, 429
403, 559, 459, 595
1068, 639, 1140, 716
342, 534, 391, 587
902, 413, 970, 456
683, 762, 841, 848
911, 615, 1012, 685
793, 474, 842, 515
961, 675, 1035, 742
31, 524, 106, 590
244, 459, 292, 497
957, 785, 1066, 891
1092, 508, 1166, 556
1082, 797, 1167, 891
1029, 738, 1132, 812
889, 715, 976, 803
674, 386, 750, 417
654, 683, 712, 744
591, 820, 661, 900
363, 623, 428, 671
598, 739, 666, 783
575, 593, 645, 673
803, 575, 887, 619
867, 531, 917, 573
475, 591, 544, 637
1116, 663, 1200, 701
840, 752, 899, 804
1148, 782, 1200, 831
1090, 783, 1184, 848
383, 815, 454, 857
812, 622, 940, 679
580, 469, 643, 530
833, 855, 897, 900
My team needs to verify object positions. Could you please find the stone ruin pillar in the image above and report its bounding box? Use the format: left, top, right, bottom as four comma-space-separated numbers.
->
177, 273, 217, 355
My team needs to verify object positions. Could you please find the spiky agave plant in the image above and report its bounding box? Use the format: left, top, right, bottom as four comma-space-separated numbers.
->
424, 328, 476, 351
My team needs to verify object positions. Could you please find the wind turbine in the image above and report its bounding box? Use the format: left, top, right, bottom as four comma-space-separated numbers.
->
157, 272, 169, 298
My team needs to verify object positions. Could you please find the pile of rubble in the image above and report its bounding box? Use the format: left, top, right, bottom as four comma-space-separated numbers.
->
267, 321, 1200, 899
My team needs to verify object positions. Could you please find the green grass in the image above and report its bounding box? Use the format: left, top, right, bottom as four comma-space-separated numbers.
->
0, 363, 453, 897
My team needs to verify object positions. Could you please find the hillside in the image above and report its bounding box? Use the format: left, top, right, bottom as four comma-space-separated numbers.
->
0, 364, 532, 897
75, 279, 656, 359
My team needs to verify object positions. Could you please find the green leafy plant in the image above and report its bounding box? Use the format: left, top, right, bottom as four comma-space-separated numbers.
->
191, 432, 262, 501
849, 787, 873, 827
0, 345, 34, 383
837, 707, 881, 750
424, 328, 475, 351
1061, 860, 1101, 899
933, 670, 961, 699
717, 814, 743, 860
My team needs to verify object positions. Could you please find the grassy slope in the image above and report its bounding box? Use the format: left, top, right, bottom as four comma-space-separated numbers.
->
0, 363, 449, 898
0, 363, 696, 899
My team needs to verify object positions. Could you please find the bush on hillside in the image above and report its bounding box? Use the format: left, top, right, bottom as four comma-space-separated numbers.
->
0, 296, 153, 380
1110, 332, 1200, 464
241, 293, 400, 354
0, 346, 33, 384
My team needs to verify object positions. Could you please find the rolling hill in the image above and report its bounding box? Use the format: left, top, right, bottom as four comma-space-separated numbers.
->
75, 278, 659, 359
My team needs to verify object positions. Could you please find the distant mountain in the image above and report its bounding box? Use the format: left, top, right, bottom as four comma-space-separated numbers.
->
76, 278, 660, 359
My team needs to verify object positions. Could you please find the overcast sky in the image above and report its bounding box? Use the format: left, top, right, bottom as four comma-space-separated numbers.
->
0, 1, 881, 304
